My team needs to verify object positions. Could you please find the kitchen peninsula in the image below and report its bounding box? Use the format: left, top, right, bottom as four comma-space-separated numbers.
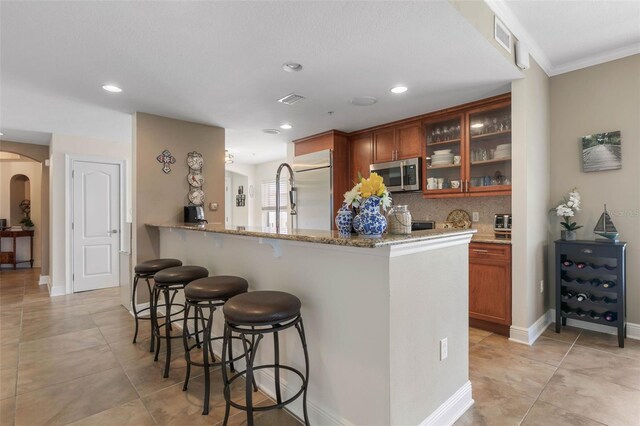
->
147, 223, 475, 425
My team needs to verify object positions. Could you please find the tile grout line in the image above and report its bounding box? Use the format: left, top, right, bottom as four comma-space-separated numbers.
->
518, 327, 590, 425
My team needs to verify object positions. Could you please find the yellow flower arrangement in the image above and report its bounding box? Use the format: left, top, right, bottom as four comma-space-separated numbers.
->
342, 172, 392, 210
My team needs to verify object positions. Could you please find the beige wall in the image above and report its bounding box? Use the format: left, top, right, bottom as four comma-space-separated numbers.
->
50, 134, 132, 293
0, 161, 42, 268
511, 58, 551, 328
133, 113, 225, 265
0, 140, 50, 275
549, 54, 640, 323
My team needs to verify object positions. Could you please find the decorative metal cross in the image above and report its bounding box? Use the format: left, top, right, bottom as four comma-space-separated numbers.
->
157, 149, 176, 174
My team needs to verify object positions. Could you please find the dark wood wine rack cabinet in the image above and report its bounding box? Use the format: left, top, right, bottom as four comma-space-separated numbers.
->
555, 240, 627, 347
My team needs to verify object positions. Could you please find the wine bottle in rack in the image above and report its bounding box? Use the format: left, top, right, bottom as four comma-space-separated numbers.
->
562, 260, 573, 267
576, 262, 587, 269
576, 292, 589, 302
603, 280, 615, 288
604, 311, 617, 322
590, 311, 602, 320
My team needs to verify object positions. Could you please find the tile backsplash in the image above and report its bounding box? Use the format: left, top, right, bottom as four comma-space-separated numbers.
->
392, 193, 512, 234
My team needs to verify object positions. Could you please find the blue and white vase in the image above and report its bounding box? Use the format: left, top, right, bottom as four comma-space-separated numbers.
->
335, 208, 353, 236
353, 196, 387, 238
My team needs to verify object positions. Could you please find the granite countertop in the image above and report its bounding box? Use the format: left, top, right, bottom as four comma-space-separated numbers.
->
147, 223, 476, 249
472, 234, 512, 245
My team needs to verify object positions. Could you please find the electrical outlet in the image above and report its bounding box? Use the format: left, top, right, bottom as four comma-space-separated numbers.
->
209, 202, 218, 211
540, 280, 544, 293
472, 212, 480, 222
440, 338, 448, 360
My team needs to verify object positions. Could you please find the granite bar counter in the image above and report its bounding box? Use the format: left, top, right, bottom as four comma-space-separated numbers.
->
146, 223, 475, 425
147, 222, 475, 248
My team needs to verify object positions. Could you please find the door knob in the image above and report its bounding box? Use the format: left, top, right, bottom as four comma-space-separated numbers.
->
110, 229, 118, 234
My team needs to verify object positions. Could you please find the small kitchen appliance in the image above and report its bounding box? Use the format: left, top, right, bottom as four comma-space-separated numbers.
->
184, 205, 207, 224
369, 157, 421, 192
493, 214, 512, 239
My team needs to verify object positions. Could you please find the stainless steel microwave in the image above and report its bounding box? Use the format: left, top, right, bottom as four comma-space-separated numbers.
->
369, 157, 421, 192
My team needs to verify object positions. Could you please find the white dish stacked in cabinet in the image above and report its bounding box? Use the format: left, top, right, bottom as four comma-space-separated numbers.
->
494, 143, 511, 160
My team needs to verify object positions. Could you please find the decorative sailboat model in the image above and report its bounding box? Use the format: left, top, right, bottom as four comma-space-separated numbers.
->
594, 204, 619, 242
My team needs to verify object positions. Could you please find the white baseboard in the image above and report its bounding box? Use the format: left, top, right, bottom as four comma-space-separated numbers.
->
509, 310, 553, 345
38, 275, 50, 286
419, 381, 474, 426
549, 309, 640, 341
48, 285, 66, 297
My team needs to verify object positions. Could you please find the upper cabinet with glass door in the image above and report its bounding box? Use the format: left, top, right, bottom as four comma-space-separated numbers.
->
467, 102, 512, 195
422, 94, 511, 199
424, 115, 464, 196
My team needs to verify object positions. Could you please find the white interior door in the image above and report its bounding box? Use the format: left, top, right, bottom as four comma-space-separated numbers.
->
73, 160, 120, 292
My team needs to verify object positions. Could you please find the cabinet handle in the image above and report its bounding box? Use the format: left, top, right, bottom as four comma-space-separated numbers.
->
472, 249, 489, 253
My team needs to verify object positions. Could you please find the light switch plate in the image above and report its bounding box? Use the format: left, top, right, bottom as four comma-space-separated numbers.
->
472, 212, 480, 222
440, 338, 448, 360
209, 202, 218, 211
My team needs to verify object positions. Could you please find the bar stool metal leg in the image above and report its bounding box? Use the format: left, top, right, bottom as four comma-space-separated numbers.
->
162, 287, 172, 378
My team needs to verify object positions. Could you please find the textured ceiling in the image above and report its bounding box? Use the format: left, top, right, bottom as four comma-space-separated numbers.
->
495, 0, 640, 75
1, 1, 521, 163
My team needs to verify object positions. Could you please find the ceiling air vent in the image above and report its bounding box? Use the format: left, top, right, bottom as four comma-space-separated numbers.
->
262, 129, 281, 135
494, 16, 512, 54
278, 93, 306, 105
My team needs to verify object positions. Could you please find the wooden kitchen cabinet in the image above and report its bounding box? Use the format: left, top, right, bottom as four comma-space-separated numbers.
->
469, 242, 512, 335
396, 122, 422, 159
349, 133, 372, 184
423, 94, 511, 199
373, 128, 395, 163
372, 121, 422, 164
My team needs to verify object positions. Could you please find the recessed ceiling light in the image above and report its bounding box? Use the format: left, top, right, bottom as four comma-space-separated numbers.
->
390, 86, 408, 94
102, 84, 122, 93
471, 123, 484, 128
280, 123, 292, 130
262, 129, 281, 135
350, 96, 377, 106
0, 132, 3, 136
282, 62, 303, 72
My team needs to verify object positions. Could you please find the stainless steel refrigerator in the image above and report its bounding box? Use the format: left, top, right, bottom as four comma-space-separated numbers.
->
293, 149, 333, 230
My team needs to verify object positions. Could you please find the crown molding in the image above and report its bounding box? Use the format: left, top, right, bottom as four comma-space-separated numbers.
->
484, 0, 552, 75
484, 0, 640, 78
549, 42, 640, 76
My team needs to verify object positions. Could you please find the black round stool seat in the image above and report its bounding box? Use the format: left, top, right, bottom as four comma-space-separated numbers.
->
134, 258, 182, 275
184, 276, 249, 301
154, 266, 209, 285
181, 275, 252, 415
150, 265, 208, 379
131, 258, 183, 350
221, 290, 309, 425
224, 291, 301, 325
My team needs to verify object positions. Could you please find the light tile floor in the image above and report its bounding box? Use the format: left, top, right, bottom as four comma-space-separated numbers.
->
2, 269, 640, 425
0, 268, 301, 426
457, 323, 640, 425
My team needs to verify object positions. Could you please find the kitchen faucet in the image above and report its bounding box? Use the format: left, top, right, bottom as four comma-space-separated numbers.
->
275, 162, 297, 232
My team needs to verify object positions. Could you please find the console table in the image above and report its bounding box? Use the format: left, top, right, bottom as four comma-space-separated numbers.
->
0, 230, 34, 269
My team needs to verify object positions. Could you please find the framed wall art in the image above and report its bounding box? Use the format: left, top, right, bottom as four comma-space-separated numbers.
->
581, 131, 621, 172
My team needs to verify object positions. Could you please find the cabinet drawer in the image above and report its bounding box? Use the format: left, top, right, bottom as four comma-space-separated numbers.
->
0, 251, 15, 263
469, 243, 510, 261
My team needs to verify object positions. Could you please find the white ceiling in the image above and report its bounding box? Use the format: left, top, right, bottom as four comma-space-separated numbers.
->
1, 1, 524, 164
489, 0, 640, 76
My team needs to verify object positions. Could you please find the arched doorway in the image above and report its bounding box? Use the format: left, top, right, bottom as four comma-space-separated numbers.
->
10, 174, 31, 226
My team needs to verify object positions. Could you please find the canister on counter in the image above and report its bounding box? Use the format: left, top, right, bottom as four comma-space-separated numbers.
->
387, 205, 412, 235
